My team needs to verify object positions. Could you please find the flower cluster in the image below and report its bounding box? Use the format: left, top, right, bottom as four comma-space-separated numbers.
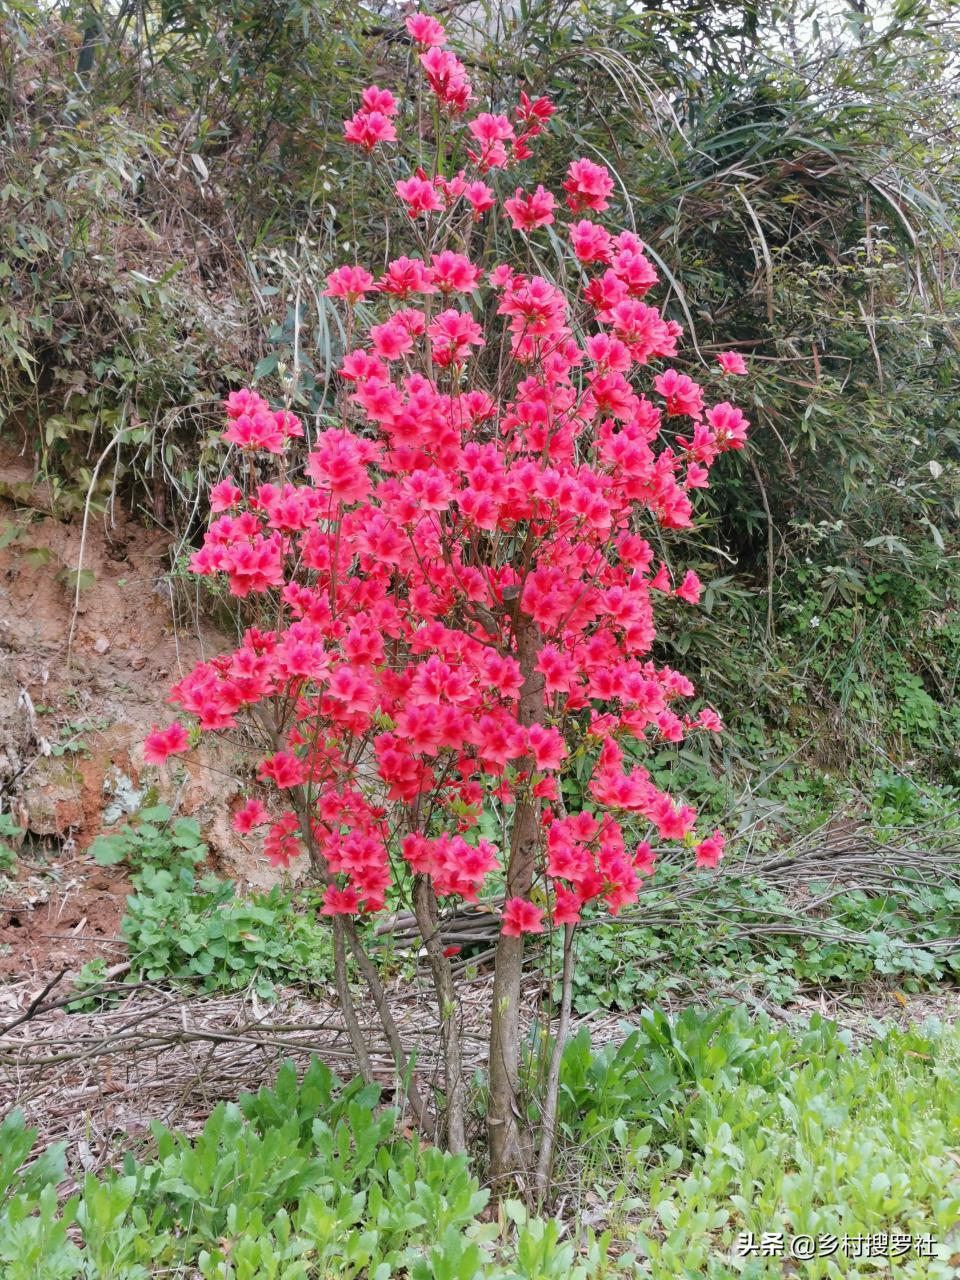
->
147, 14, 748, 936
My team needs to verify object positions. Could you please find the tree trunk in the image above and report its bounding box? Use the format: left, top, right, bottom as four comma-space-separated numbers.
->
487, 615, 545, 1188
331, 915, 374, 1085
413, 874, 466, 1152
342, 915, 432, 1135
533, 922, 576, 1207
253, 705, 432, 1135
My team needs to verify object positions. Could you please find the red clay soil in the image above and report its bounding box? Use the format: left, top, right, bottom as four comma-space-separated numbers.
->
0, 454, 282, 992
0, 864, 131, 983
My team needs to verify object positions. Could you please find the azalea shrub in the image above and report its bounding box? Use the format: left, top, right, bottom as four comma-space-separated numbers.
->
145, 9, 749, 1189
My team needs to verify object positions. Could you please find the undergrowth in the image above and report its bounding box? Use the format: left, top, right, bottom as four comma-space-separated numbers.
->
550, 756, 960, 1016
554, 1008, 960, 1277
1, 1057, 615, 1280
560, 857, 960, 1015
75, 795, 959, 1018
73, 806, 332, 1006
4, 1009, 958, 1277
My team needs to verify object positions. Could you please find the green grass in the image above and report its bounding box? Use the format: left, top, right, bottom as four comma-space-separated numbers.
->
4, 1008, 958, 1278
554, 1007, 960, 1277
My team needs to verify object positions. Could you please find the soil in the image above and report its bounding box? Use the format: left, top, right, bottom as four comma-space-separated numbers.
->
0, 452, 284, 989
0, 863, 131, 982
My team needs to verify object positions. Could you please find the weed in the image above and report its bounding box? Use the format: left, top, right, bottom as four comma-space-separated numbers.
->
5, 1014, 958, 1277
558, 859, 960, 1015
555, 1007, 960, 1277
0, 1059, 623, 1278
78, 807, 333, 1002
0, 812, 22, 874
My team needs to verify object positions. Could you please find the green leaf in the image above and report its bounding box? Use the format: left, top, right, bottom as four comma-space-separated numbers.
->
89, 835, 129, 867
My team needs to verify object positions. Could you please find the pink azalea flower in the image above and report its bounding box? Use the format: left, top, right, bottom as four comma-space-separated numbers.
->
395, 175, 445, 216
257, 751, 306, 789
504, 184, 556, 231
517, 91, 555, 131
527, 723, 567, 771
563, 158, 615, 213
222, 408, 286, 453
466, 112, 515, 169
378, 256, 436, 297
144, 721, 189, 765
501, 897, 545, 936
339, 349, 387, 381
569, 219, 613, 263
674, 569, 702, 604
427, 308, 485, 366
611, 246, 657, 297
209, 479, 243, 512
264, 813, 302, 868
321, 884, 362, 915
225, 388, 269, 419
717, 350, 747, 375
420, 47, 471, 111
685, 461, 710, 489
633, 842, 656, 876
232, 798, 270, 834
307, 428, 380, 503
343, 109, 397, 150
406, 12, 446, 45
552, 885, 582, 925
463, 180, 495, 216
370, 319, 415, 360
695, 830, 725, 869
654, 369, 705, 419
361, 85, 398, 117
324, 264, 376, 302
706, 401, 749, 450
429, 250, 481, 294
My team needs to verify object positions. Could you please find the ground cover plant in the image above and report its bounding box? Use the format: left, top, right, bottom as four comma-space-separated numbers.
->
2, 1010, 958, 1278
77, 806, 333, 1000
560, 858, 960, 1014
553, 1007, 960, 1278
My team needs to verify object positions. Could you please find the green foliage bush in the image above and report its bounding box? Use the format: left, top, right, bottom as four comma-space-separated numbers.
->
555, 1008, 960, 1277
79, 806, 332, 1000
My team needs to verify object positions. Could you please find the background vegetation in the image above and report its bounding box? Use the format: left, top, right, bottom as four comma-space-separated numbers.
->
3, 0, 957, 827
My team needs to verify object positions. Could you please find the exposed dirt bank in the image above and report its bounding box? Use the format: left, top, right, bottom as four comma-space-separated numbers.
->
0, 462, 281, 984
